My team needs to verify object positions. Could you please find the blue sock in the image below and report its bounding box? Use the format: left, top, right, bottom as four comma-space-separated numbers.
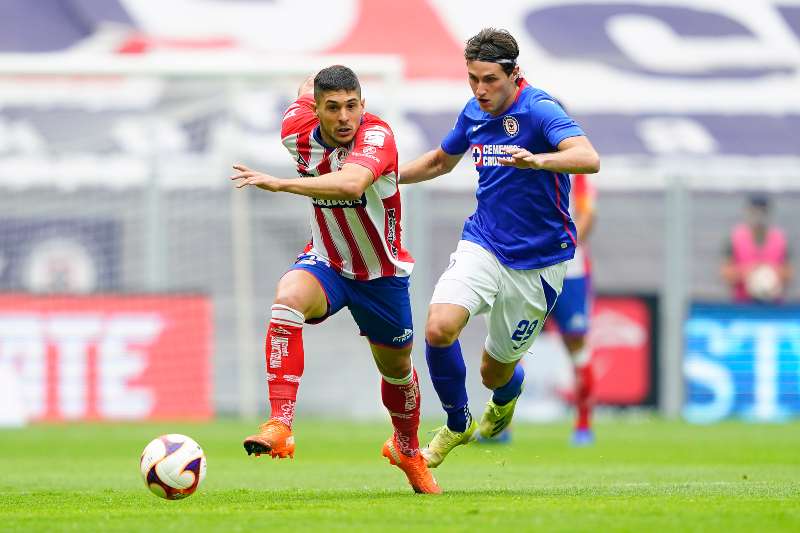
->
492, 365, 525, 406
425, 340, 470, 432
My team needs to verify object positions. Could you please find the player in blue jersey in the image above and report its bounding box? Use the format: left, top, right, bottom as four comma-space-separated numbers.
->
399, 28, 600, 468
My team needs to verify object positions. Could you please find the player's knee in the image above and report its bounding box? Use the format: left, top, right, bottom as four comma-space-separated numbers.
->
563, 334, 585, 353
271, 292, 312, 318
425, 306, 466, 346
378, 356, 412, 380
425, 319, 460, 347
272, 270, 326, 318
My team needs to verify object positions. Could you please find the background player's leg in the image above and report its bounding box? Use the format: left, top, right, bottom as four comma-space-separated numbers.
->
565, 334, 594, 444
425, 303, 471, 432
554, 275, 594, 444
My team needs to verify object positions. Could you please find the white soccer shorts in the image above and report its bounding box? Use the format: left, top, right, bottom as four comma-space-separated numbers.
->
430, 240, 567, 363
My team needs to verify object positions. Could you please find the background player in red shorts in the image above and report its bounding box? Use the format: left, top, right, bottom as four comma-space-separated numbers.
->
230, 65, 439, 494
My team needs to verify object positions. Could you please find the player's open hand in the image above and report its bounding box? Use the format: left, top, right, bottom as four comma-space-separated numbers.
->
499, 147, 542, 169
230, 164, 283, 192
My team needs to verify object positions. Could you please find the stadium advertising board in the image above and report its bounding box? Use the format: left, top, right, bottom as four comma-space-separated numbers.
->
0, 219, 120, 293
518, 295, 656, 420
684, 303, 800, 423
0, 295, 212, 422
588, 296, 656, 405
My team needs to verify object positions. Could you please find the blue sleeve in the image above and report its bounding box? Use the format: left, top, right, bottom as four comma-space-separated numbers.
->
440, 108, 470, 155
533, 99, 585, 149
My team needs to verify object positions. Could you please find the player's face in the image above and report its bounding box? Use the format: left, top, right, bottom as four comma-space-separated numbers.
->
467, 61, 519, 116
314, 90, 364, 146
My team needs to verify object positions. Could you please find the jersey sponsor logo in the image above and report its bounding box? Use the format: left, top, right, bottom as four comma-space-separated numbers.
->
311, 194, 367, 208
366, 125, 391, 135
471, 145, 483, 166
386, 208, 398, 257
392, 328, 413, 344
470, 144, 519, 167
295, 253, 330, 267
568, 313, 588, 331
502, 115, 520, 137
362, 145, 377, 155
349, 150, 381, 163
270, 325, 292, 336
330, 146, 349, 171
269, 335, 289, 369
363, 129, 386, 147
283, 104, 301, 121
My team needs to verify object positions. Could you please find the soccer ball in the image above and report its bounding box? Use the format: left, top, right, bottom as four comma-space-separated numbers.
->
139, 434, 207, 500
745, 264, 781, 302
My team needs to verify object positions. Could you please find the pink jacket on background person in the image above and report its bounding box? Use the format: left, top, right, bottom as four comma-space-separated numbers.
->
730, 223, 788, 301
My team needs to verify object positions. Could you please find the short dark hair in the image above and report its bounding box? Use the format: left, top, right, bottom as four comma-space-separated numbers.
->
464, 28, 520, 75
314, 65, 361, 100
748, 193, 770, 211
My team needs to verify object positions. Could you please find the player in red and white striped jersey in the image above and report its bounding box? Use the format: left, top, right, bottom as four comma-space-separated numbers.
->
231, 65, 439, 494
280, 94, 413, 280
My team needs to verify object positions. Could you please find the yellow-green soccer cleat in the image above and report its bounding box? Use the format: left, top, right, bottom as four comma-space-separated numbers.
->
421, 417, 477, 468
478, 394, 521, 439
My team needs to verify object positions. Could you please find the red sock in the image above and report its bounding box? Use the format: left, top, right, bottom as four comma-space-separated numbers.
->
575, 363, 594, 431
266, 304, 305, 428
381, 368, 421, 456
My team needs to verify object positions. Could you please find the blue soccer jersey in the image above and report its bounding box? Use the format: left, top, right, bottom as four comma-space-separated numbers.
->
440, 81, 584, 270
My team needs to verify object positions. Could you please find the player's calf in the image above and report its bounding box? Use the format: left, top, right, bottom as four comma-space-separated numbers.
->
478, 364, 525, 439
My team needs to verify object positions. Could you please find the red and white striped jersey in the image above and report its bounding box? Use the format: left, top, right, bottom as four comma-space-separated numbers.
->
280, 94, 414, 280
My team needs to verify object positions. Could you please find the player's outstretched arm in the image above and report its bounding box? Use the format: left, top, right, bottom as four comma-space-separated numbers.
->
231, 163, 373, 201
500, 136, 600, 174
399, 147, 463, 185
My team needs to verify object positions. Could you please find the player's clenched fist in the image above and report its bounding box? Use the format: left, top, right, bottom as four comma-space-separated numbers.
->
230, 164, 282, 192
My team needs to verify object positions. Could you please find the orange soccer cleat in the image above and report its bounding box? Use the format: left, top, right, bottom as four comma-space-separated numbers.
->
382, 436, 442, 494
243, 419, 295, 459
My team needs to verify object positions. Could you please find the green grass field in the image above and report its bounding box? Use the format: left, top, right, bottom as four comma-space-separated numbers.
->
1, 419, 798, 532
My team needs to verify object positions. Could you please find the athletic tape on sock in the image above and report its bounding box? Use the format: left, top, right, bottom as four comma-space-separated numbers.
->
271, 304, 305, 327
382, 368, 414, 386
571, 345, 591, 367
